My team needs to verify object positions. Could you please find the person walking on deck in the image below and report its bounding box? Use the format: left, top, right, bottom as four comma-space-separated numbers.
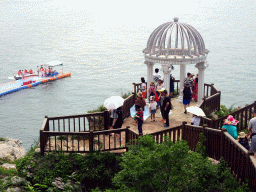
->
182, 83, 193, 114
135, 104, 144, 136
248, 110, 256, 158
162, 90, 171, 128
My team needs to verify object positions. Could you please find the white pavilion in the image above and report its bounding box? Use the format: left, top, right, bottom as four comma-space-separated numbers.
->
143, 17, 209, 104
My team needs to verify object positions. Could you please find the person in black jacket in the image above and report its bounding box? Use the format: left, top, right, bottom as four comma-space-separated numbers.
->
182, 83, 192, 114
162, 90, 172, 128
238, 132, 250, 150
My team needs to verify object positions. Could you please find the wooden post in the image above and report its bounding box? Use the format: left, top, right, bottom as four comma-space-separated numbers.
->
104, 110, 109, 130
126, 126, 130, 152
182, 121, 187, 140
220, 128, 226, 159
210, 83, 214, 96
40, 130, 44, 156
89, 131, 94, 153
132, 83, 136, 94
45, 116, 49, 131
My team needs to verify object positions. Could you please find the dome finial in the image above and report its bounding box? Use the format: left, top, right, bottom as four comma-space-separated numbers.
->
174, 17, 179, 22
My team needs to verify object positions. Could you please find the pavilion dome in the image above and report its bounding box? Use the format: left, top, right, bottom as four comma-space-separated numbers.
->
143, 17, 209, 64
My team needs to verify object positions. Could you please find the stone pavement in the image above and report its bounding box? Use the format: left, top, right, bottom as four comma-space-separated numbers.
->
122, 97, 198, 134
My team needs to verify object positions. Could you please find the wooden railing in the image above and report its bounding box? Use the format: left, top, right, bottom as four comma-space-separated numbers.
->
40, 127, 129, 154
122, 93, 136, 119
40, 119, 256, 190
221, 130, 256, 189
201, 101, 256, 131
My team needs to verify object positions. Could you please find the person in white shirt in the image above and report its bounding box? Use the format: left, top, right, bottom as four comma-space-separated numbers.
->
149, 96, 157, 122
191, 114, 201, 126
153, 68, 161, 84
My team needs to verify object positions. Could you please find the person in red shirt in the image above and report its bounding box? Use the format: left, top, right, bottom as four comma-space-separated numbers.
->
17, 70, 21, 75
24, 69, 28, 74
29, 69, 33, 74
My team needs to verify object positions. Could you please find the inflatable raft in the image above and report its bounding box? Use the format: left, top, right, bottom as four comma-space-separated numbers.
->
0, 72, 71, 97
0, 60, 71, 97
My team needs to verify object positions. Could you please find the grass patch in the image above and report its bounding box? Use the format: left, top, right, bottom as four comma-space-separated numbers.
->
87, 105, 107, 113
0, 137, 6, 141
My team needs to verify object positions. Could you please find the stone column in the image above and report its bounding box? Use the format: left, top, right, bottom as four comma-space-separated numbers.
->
195, 62, 207, 104
178, 63, 186, 102
144, 61, 154, 84
161, 65, 171, 93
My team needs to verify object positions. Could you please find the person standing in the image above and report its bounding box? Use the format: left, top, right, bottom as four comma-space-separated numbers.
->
182, 83, 193, 114
184, 73, 194, 88
158, 89, 165, 123
140, 77, 147, 99
238, 132, 250, 151
169, 73, 175, 97
153, 68, 161, 84
149, 96, 157, 122
162, 90, 171, 127
222, 115, 239, 139
37, 66, 40, 76
156, 79, 164, 108
135, 104, 144, 136
111, 107, 123, 141
148, 81, 156, 102
191, 74, 198, 102
248, 111, 256, 158
135, 92, 146, 111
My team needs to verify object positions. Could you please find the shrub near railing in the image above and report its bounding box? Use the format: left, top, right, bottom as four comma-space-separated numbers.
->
210, 101, 256, 131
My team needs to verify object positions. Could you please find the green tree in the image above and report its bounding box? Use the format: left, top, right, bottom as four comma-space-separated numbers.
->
113, 135, 248, 192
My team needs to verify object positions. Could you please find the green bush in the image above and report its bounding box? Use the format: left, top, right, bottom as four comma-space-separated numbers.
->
16, 150, 121, 191
215, 104, 237, 118
113, 135, 248, 192
88, 105, 107, 113
0, 137, 6, 141
121, 91, 132, 99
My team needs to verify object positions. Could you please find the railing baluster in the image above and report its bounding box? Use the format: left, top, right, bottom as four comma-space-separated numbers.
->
79, 117, 81, 132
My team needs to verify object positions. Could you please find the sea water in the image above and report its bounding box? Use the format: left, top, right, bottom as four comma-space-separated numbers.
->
0, 0, 255, 149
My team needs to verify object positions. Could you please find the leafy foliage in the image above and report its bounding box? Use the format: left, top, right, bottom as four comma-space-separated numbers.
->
195, 132, 207, 158
113, 135, 248, 192
87, 105, 107, 113
16, 149, 120, 191
215, 104, 237, 118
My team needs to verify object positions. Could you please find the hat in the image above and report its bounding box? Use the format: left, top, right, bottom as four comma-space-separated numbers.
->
158, 88, 166, 92
238, 132, 246, 139
150, 81, 155, 86
223, 115, 239, 125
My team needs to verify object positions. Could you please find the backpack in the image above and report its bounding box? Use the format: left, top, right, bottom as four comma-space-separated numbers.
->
183, 86, 192, 99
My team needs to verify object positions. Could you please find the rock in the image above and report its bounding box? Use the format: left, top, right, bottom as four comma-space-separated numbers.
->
52, 177, 65, 190
6, 187, 22, 192
10, 176, 26, 185
35, 148, 40, 153
0, 138, 27, 161
1, 163, 16, 170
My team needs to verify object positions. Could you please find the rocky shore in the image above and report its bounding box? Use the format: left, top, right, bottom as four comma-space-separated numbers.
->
0, 137, 27, 162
